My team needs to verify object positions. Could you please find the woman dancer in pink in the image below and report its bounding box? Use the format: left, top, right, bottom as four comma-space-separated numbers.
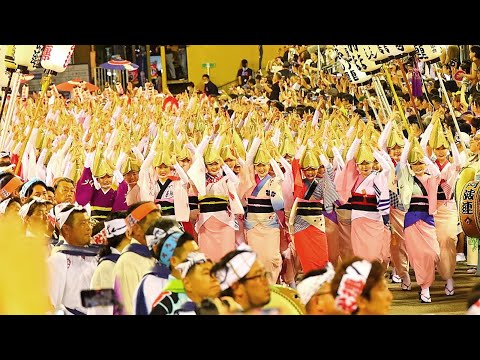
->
398, 136, 441, 303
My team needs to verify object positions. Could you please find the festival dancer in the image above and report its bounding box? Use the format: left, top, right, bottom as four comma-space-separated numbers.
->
398, 135, 441, 303
421, 114, 461, 295
187, 141, 244, 262
336, 127, 390, 263
75, 147, 128, 221
244, 142, 284, 284
378, 117, 411, 289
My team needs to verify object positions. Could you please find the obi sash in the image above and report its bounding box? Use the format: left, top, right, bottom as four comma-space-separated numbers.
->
296, 201, 324, 216
198, 196, 229, 213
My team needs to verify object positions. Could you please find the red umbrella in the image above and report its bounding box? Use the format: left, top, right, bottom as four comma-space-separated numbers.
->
20, 74, 34, 84
56, 78, 99, 92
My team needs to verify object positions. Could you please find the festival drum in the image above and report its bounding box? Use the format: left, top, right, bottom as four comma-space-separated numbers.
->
455, 167, 476, 206
263, 285, 306, 315
458, 179, 480, 238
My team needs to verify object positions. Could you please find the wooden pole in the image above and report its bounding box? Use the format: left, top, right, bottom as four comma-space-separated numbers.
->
433, 62, 467, 150
160, 46, 168, 94
362, 86, 383, 131
89, 45, 96, 84
372, 77, 389, 121
146, 45, 151, 83
382, 64, 411, 137
0, 71, 13, 123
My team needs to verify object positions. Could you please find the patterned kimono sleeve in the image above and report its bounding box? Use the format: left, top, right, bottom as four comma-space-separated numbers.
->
397, 165, 413, 212
270, 178, 285, 212
373, 172, 390, 215
323, 166, 340, 213
112, 180, 129, 212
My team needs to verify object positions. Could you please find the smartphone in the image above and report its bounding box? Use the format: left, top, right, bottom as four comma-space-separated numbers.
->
80, 289, 116, 308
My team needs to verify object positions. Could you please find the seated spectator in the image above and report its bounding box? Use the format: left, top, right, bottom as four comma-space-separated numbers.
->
202, 74, 219, 97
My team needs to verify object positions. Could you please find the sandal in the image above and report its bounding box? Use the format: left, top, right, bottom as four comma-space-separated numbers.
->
391, 274, 402, 284
419, 293, 431, 303
444, 284, 455, 296
401, 282, 412, 291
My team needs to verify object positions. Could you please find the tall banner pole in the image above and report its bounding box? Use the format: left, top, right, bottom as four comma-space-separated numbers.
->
382, 64, 412, 137
433, 62, 467, 150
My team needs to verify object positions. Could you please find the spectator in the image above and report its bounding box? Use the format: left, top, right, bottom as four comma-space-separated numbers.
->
237, 59, 253, 87
186, 81, 197, 95
279, 61, 292, 79
177, 45, 188, 80
165, 45, 177, 80
202, 74, 219, 97
268, 72, 282, 102
53, 177, 75, 205
0, 151, 12, 168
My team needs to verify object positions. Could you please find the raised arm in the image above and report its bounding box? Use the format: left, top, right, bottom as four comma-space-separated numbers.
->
399, 138, 411, 167
346, 138, 361, 162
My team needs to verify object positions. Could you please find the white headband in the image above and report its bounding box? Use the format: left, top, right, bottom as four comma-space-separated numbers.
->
0, 198, 12, 214
145, 223, 183, 249
334, 260, 372, 314
215, 243, 257, 291
56, 204, 91, 229
175, 251, 208, 279
49, 202, 71, 223
18, 197, 47, 220
104, 218, 127, 238
0, 164, 15, 174
297, 262, 336, 305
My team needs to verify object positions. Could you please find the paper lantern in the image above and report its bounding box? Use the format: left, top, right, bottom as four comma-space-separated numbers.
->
0, 46, 9, 88
385, 45, 405, 59
41, 45, 75, 74
374, 46, 391, 64
415, 45, 442, 65
4, 45, 16, 72
339, 58, 372, 85
402, 45, 416, 55
14, 45, 39, 73
29, 45, 44, 70
334, 45, 353, 62
347, 45, 382, 75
